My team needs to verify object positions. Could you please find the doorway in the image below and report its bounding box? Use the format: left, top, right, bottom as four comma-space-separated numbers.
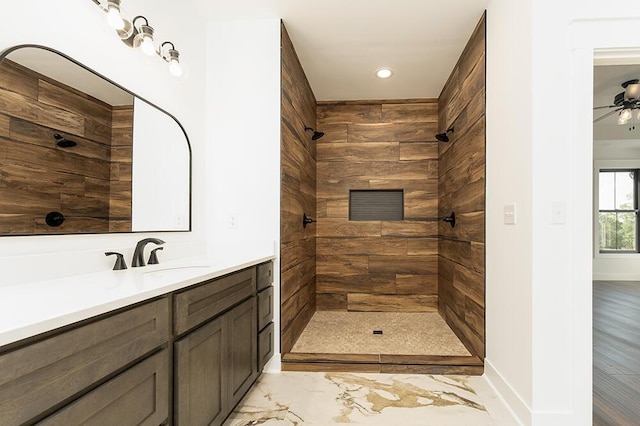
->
592, 62, 640, 425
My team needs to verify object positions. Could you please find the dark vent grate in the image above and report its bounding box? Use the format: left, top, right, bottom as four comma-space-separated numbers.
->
349, 190, 404, 221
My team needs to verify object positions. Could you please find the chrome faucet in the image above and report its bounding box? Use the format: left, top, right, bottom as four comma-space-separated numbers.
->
132, 238, 165, 267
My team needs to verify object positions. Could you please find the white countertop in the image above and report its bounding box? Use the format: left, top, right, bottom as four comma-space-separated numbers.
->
0, 256, 274, 347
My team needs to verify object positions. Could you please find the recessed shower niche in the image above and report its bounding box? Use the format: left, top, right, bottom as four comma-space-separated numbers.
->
0, 45, 191, 235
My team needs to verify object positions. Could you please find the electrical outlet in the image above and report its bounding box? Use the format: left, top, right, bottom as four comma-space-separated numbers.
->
228, 215, 239, 229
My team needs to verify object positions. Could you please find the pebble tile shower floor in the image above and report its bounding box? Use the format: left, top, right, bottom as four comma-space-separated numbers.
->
291, 312, 471, 356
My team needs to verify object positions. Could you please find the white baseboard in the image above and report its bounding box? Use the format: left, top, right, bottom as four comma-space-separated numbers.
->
593, 272, 640, 281
484, 359, 530, 425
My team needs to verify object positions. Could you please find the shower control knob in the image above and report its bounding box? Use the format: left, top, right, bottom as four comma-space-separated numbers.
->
303, 213, 316, 228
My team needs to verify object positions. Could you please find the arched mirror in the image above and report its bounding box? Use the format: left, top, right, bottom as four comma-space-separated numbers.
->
0, 45, 191, 235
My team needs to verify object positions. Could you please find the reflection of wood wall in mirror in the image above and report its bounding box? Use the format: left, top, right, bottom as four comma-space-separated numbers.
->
110, 106, 133, 232
0, 59, 133, 234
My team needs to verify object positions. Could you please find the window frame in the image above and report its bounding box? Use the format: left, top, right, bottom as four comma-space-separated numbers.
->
597, 168, 640, 253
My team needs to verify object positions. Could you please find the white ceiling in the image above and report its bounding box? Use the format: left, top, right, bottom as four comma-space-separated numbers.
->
186, 0, 490, 101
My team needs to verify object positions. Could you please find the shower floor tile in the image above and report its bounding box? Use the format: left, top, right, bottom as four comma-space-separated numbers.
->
291, 311, 471, 356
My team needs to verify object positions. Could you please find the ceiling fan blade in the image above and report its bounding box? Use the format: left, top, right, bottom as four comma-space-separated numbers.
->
593, 108, 621, 123
593, 105, 617, 110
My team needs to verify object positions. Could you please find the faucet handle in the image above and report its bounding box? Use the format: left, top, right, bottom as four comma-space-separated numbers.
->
105, 252, 127, 270
148, 247, 164, 265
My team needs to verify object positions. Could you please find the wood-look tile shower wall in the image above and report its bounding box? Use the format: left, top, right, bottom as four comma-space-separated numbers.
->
438, 14, 486, 358
0, 59, 132, 234
315, 100, 440, 312
280, 24, 317, 354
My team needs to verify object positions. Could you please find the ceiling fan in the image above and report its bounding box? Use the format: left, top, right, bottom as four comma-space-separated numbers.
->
594, 79, 640, 128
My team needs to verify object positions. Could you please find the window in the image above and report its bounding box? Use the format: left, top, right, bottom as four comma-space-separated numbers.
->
598, 169, 639, 252
349, 190, 404, 221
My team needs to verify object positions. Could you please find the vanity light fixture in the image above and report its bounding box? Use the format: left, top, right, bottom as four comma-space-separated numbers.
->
160, 42, 183, 77
92, 0, 183, 77
105, 0, 125, 30
129, 16, 156, 56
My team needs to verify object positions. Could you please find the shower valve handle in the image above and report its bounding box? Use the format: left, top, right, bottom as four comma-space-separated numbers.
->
303, 213, 316, 228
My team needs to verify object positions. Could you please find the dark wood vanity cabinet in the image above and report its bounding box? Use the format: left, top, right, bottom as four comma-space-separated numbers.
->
0, 260, 274, 426
174, 262, 272, 425
174, 297, 257, 426
256, 261, 275, 372
0, 298, 170, 426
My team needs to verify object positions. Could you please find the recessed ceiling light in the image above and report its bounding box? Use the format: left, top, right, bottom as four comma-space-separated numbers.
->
375, 68, 393, 79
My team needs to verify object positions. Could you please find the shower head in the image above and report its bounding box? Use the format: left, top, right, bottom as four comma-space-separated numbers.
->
54, 133, 77, 148
304, 126, 325, 141
435, 126, 454, 142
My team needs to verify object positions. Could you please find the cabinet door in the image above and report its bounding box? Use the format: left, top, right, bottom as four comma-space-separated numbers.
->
174, 316, 226, 426
227, 297, 257, 409
38, 350, 169, 426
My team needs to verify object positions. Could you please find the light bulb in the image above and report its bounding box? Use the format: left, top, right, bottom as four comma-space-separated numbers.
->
621, 108, 632, 121
169, 59, 183, 77
140, 35, 155, 56
618, 112, 629, 125
106, 5, 124, 30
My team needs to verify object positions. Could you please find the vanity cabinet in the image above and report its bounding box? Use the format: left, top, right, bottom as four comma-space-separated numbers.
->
256, 261, 275, 372
0, 259, 274, 426
0, 297, 170, 425
173, 267, 259, 425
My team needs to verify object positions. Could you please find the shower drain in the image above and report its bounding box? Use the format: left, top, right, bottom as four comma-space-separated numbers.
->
373, 330, 383, 335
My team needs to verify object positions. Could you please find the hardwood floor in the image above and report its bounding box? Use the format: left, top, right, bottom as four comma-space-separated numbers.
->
593, 280, 640, 426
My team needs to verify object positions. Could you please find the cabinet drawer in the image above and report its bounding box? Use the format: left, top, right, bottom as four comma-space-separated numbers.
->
174, 267, 255, 336
258, 322, 275, 372
256, 261, 273, 291
39, 350, 169, 426
0, 298, 169, 426
257, 286, 273, 331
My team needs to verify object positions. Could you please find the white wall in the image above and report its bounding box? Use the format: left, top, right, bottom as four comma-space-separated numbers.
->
486, 0, 640, 424
0, 1, 208, 285
484, 0, 534, 422
132, 97, 190, 231
205, 19, 282, 369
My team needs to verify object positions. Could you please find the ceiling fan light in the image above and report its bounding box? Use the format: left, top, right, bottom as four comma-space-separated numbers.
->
621, 108, 632, 121
626, 83, 640, 100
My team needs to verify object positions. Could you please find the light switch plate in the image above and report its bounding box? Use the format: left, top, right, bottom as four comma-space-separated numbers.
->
504, 203, 516, 225
551, 201, 566, 224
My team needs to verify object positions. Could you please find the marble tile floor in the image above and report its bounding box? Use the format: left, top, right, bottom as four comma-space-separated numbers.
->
224, 371, 518, 425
